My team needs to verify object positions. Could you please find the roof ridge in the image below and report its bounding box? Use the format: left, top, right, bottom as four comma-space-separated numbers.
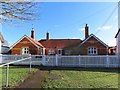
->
27, 36, 44, 48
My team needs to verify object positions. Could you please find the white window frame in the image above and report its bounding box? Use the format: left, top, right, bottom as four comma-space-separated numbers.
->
88, 47, 97, 55
57, 49, 62, 55
22, 47, 30, 54
48, 49, 55, 55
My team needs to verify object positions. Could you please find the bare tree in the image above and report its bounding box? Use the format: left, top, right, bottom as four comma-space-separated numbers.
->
0, 0, 39, 23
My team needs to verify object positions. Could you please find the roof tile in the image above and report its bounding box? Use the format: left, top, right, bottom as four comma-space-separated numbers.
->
39, 39, 82, 49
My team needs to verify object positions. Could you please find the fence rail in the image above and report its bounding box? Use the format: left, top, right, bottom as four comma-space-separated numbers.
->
0, 55, 119, 68
0, 55, 32, 88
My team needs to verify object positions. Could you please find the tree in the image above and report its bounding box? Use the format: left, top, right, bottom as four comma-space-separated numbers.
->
0, 0, 39, 23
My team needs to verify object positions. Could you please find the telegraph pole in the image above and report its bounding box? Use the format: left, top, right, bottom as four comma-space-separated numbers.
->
118, 1, 120, 68
118, 1, 120, 29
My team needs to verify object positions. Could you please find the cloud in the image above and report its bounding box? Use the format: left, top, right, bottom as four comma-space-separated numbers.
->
115, 15, 118, 19
108, 39, 116, 46
96, 26, 112, 31
78, 28, 84, 31
71, 37, 79, 39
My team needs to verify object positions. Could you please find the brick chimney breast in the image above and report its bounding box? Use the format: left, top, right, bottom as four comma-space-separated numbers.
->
85, 24, 89, 39
46, 32, 50, 40
31, 28, 35, 39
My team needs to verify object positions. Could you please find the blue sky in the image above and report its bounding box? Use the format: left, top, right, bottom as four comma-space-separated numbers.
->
1, 2, 119, 46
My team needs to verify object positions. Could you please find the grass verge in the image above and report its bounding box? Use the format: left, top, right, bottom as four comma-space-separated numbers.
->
1, 66, 38, 88
42, 69, 119, 88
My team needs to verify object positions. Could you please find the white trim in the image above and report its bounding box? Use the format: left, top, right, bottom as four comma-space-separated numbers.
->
80, 34, 108, 48
42, 48, 45, 55
10, 35, 41, 50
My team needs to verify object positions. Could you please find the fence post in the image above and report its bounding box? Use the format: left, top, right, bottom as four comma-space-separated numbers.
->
0, 54, 2, 64
30, 57, 31, 73
6, 64, 9, 88
42, 55, 46, 66
79, 55, 81, 66
56, 54, 58, 66
118, 55, 120, 67
106, 55, 109, 67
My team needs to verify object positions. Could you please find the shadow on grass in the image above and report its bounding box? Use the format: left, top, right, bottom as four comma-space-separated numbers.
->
39, 66, 119, 73
10, 65, 120, 74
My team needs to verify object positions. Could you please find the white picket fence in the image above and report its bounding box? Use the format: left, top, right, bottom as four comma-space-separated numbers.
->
1, 54, 119, 68
1, 55, 43, 65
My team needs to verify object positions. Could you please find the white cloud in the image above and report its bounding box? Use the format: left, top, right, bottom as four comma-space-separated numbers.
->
79, 28, 84, 31
108, 39, 116, 46
115, 15, 118, 19
96, 26, 112, 31
71, 37, 79, 39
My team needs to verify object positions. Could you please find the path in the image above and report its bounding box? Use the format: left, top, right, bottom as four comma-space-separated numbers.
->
16, 69, 49, 88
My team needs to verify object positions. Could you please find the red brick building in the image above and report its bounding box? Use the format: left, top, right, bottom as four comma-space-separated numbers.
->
108, 46, 116, 55
10, 29, 44, 55
10, 24, 111, 55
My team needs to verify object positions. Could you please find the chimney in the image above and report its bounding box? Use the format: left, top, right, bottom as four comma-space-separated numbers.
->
31, 28, 35, 39
46, 32, 50, 40
85, 24, 89, 39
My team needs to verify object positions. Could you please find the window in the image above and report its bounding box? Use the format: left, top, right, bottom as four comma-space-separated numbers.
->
88, 47, 97, 55
58, 49, 62, 55
22, 47, 29, 54
49, 49, 55, 55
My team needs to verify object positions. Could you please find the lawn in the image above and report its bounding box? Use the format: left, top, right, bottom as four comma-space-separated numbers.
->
42, 69, 119, 88
0, 66, 38, 87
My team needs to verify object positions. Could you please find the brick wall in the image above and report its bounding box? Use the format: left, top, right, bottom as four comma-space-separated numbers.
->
65, 36, 108, 55
11, 37, 42, 55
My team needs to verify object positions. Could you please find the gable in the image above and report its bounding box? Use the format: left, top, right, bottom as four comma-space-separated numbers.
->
0, 32, 4, 43
115, 29, 120, 38
10, 35, 43, 49
80, 34, 108, 48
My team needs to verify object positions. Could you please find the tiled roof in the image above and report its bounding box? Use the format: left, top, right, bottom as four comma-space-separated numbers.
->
27, 36, 44, 48
39, 39, 82, 49
0, 32, 4, 43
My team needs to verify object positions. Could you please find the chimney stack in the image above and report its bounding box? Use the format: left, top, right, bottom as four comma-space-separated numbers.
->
85, 24, 89, 39
46, 32, 50, 40
31, 28, 35, 39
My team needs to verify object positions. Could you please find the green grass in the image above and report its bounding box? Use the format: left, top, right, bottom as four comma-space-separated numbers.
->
0, 66, 38, 87
43, 70, 119, 88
